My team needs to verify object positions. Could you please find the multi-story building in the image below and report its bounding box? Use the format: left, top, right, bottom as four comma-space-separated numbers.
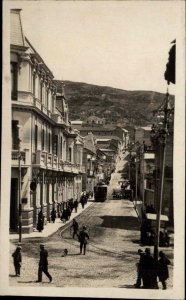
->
82, 133, 97, 192
10, 9, 85, 233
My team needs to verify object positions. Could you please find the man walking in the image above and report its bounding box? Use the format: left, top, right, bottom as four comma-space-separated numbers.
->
70, 219, 79, 239
36, 244, 52, 283
78, 226, 89, 255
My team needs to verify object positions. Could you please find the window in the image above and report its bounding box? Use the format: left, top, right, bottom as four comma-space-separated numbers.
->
48, 132, 51, 153
11, 62, 18, 100
69, 147, 72, 162
46, 89, 49, 108
40, 81, 43, 103
35, 125, 38, 152
33, 73, 36, 96
61, 137, 63, 158
12, 120, 19, 149
41, 128, 45, 150
53, 135, 58, 155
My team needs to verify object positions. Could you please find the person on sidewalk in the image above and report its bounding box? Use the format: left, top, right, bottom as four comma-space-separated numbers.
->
50, 208, 56, 223
134, 249, 145, 288
78, 226, 89, 255
80, 193, 86, 209
70, 218, 79, 239
12, 245, 22, 277
73, 199, 78, 213
36, 244, 52, 283
37, 210, 44, 232
157, 251, 171, 290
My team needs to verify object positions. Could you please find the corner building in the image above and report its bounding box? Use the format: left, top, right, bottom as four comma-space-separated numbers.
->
10, 9, 85, 233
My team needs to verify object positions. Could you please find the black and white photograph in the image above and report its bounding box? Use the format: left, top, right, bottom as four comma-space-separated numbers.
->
1, 0, 185, 299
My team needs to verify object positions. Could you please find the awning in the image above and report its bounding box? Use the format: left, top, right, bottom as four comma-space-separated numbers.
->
146, 213, 169, 222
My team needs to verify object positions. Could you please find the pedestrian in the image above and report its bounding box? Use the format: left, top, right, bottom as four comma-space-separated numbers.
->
141, 248, 158, 289
73, 199, 78, 213
69, 198, 74, 212
12, 245, 22, 277
157, 251, 171, 290
80, 193, 86, 209
66, 205, 71, 220
78, 226, 89, 255
37, 210, 44, 232
50, 208, 56, 223
134, 249, 145, 288
70, 218, 79, 239
61, 208, 67, 223
36, 244, 52, 283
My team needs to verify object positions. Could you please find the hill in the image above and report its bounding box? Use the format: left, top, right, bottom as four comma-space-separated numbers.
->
61, 81, 174, 127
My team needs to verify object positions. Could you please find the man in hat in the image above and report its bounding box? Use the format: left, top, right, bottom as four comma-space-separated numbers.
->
36, 244, 52, 283
78, 226, 89, 255
142, 248, 158, 289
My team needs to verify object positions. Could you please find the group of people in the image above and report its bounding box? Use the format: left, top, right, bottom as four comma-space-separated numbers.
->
140, 220, 170, 247
12, 243, 52, 283
12, 219, 90, 282
134, 248, 171, 289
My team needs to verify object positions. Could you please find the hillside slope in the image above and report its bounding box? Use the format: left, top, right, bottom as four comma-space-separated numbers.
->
61, 81, 174, 126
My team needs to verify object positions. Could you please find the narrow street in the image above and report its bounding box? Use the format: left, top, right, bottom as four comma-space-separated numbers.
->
9, 152, 173, 288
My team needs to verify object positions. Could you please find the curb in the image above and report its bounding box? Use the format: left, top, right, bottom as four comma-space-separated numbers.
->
10, 200, 94, 242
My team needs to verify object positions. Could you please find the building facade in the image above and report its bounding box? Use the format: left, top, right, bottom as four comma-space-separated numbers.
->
10, 9, 85, 233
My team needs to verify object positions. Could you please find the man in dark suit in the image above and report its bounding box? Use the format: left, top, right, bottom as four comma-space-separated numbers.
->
78, 226, 89, 255
36, 244, 52, 283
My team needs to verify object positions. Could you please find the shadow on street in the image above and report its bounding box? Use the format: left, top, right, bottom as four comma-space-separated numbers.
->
100, 216, 140, 230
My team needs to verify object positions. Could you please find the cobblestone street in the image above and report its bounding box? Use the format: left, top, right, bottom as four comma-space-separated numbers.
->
9, 152, 173, 289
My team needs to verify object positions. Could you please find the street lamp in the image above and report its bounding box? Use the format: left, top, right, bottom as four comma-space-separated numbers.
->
17, 124, 22, 243
150, 91, 173, 261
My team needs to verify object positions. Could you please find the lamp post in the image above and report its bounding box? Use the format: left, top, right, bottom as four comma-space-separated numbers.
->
17, 124, 22, 243
151, 91, 173, 261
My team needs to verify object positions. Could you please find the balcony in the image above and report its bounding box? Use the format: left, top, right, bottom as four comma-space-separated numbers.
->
79, 165, 86, 174
51, 113, 65, 125
63, 161, 72, 172
58, 159, 64, 171
46, 153, 53, 169
36, 150, 47, 167
11, 150, 26, 166
52, 155, 58, 170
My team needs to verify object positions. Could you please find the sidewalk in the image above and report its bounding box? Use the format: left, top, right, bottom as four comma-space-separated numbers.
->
9, 199, 94, 241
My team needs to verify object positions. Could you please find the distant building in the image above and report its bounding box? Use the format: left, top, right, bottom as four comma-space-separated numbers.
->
82, 133, 97, 192
71, 120, 83, 126
86, 116, 106, 125
134, 126, 152, 146
71, 126, 115, 137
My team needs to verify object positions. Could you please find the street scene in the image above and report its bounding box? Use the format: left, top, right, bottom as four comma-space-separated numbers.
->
1, 1, 185, 299
9, 151, 173, 288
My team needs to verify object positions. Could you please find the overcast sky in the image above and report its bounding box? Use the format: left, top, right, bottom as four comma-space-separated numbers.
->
6, 0, 184, 94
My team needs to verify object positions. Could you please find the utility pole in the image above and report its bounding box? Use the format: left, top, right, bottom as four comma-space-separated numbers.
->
154, 93, 169, 261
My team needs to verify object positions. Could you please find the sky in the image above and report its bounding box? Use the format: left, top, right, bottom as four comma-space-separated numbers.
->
5, 0, 185, 94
